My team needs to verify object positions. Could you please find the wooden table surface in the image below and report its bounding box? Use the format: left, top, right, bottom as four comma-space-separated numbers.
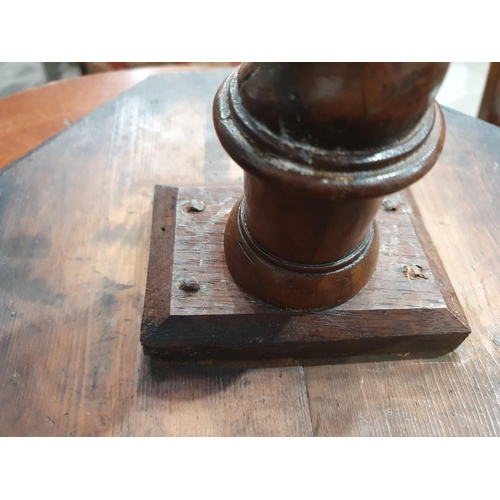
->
0, 65, 228, 171
0, 68, 499, 436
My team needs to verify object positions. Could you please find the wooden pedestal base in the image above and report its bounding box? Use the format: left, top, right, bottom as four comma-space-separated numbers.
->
141, 184, 470, 361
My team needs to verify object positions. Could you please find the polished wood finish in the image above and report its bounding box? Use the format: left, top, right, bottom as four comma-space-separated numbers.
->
214, 63, 449, 309
237, 63, 449, 150
0, 70, 499, 436
141, 185, 468, 360
478, 62, 500, 127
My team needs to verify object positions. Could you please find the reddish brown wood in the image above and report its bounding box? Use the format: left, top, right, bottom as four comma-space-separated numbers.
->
478, 62, 500, 126
213, 63, 449, 309
140, 184, 469, 360
237, 63, 449, 150
0, 64, 229, 171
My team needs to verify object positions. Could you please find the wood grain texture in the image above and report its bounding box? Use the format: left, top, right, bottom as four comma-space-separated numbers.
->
0, 71, 499, 436
141, 185, 468, 359
141, 185, 178, 333
0, 70, 311, 436
478, 62, 500, 126
304, 108, 500, 436
0, 65, 229, 171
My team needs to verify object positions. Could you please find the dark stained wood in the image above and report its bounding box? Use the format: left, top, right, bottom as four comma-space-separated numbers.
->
236, 63, 449, 150
141, 185, 178, 333
478, 62, 500, 126
214, 63, 448, 309
0, 70, 499, 436
141, 185, 468, 359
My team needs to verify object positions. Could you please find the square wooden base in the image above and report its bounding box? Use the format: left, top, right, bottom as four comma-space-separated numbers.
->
140, 184, 470, 361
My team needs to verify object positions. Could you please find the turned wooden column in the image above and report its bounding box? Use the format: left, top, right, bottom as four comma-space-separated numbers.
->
214, 63, 449, 310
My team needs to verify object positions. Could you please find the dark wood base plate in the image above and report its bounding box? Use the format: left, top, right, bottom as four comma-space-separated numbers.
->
140, 184, 470, 361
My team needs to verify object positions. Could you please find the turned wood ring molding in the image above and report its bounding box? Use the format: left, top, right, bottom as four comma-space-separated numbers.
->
215, 66, 446, 198
237, 198, 375, 275
224, 195, 380, 310
214, 63, 449, 309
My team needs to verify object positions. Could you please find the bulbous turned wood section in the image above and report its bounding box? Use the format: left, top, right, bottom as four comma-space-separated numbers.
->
214, 63, 449, 309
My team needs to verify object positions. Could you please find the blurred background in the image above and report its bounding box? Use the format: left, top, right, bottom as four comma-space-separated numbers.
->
0, 62, 237, 98
0, 62, 497, 124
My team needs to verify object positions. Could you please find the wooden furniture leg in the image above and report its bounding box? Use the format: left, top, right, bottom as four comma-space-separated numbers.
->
478, 62, 500, 126
141, 63, 470, 360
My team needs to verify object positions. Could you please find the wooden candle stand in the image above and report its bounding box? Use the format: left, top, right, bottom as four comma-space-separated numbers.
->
141, 63, 470, 361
